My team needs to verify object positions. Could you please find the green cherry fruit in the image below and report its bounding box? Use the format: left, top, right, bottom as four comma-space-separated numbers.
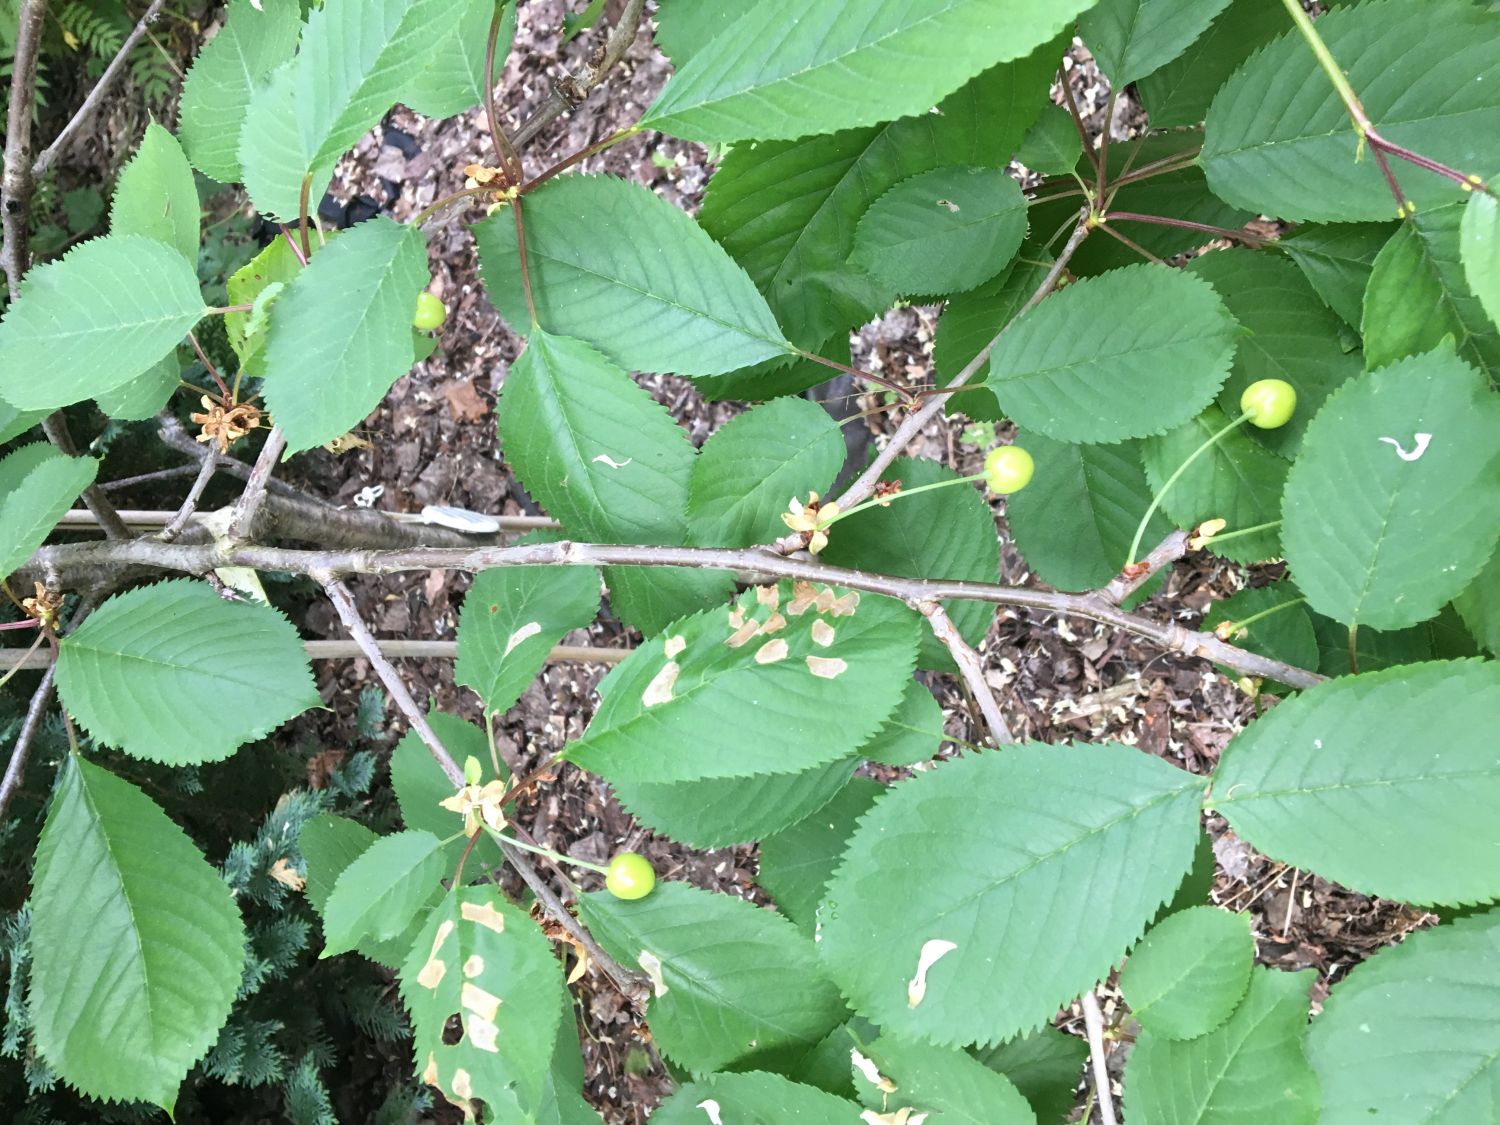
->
1240, 378, 1296, 429
983, 445, 1035, 494
605, 852, 656, 900
412, 290, 447, 331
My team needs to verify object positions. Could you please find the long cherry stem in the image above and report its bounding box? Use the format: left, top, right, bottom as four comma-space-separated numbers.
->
1126, 411, 1251, 566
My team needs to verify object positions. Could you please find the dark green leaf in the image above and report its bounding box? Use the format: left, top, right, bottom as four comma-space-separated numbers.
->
1015, 107, 1082, 176
759, 777, 884, 933
1454, 547, 1500, 654
853, 1034, 1035, 1124
652, 0, 746, 66
1278, 222, 1395, 329
934, 257, 1057, 423
1202, 586, 1318, 693
1136, 0, 1286, 129
1121, 908, 1254, 1040
321, 830, 446, 957
652, 1072, 864, 1121
1081, 0, 1232, 88
390, 713, 506, 872
860, 679, 944, 767
972, 1027, 1088, 1125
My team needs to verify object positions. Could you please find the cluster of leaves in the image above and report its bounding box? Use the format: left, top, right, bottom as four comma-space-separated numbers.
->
0, 0, 1498, 1120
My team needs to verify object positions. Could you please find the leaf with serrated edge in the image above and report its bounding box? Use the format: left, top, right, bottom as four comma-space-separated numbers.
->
851, 165, 1026, 297
652, 0, 747, 67
1278, 221, 1395, 329
239, 0, 466, 220
1202, 0, 1500, 222
564, 580, 919, 785
179, 0, 302, 183
29, 757, 245, 1112
820, 745, 1203, 1046
611, 757, 858, 850
1462, 191, 1500, 331
300, 813, 427, 968
1454, 548, 1500, 655
1007, 434, 1167, 592
652, 1071, 865, 1122
1362, 205, 1500, 384
55, 579, 319, 764
457, 564, 600, 716
391, 712, 507, 873
641, 0, 1094, 143
226, 235, 304, 377
860, 678, 943, 767
1081, 0, 1232, 88
1280, 346, 1500, 630
397, 0, 514, 119
110, 122, 200, 261
95, 352, 180, 421
0, 236, 207, 410
1142, 404, 1288, 565
986, 264, 1238, 443
759, 778, 884, 935
1215, 659, 1500, 905
853, 1034, 1036, 1124
1307, 908, 1500, 1123
497, 329, 735, 634
1136, 0, 1285, 129
688, 397, 845, 548
477, 175, 791, 377
0, 443, 99, 580
399, 888, 568, 1116
262, 217, 427, 453
934, 257, 1056, 423
1187, 249, 1362, 458
580, 883, 847, 1074
1124, 968, 1319, 1124
1121, 907, 1253, 1040
821, 457, 998, 670
321, 830, 446, 957
1202, 585, 1318, 692
1015, 107, 1082, 176
972, 1026, 1089, 1125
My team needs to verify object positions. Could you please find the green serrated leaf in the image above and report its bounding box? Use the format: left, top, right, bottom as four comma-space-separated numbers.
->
1462, 189, 1500, 331
611, 757, 858, 850
641, 0, 1089, 143
226, 234, 304, 377
1202, 0, 1500, 222
986, 264, 1238, 443
0, 397, 48, 443
262, 217, 427, 453
1142, 403, 1289, 564
1014, 107, 1082, 176
179, 0, 303, 183
94, 351, 180, 421
1362, 206, 1500, 383
321, 830, 446, 957
1277, 221, 1394, 330
821, 457, 998, 670
1187, 250, 1362, 458
934, 257, 1057, 423
565, 581, 919, 785
652, 1071, 864, 1122
758, 777, 885, 933
1081, 0, 1232, 88
457, 564, 600, 716
580, 883, 847, 1074
477, 175, 791, 376
398, 0, 514, 119
1454, 547, 1500, 654
854, 1034, 1035, 1124
652, 0, 746, 67
860, 679, 944, 767
301, 813, 378, 917
0, 236, 208, 410
0, 443, 99, 580
688, 397, 845, 548
29, 757, 245, 1112
497, 329, 735, 634
399, 888, 568, 1117
851, 166, 1026, 297
1216, 659, 1500, 905
1307, 607, 1480, 678
1006, 434, 1166, 592
699, 49, 1060, 349
240, 0, 467, 220
820, 745, 1203, 1046
1202, 586, 1318, 693
971, 1026, 1088, 1125
110, 122, 201, 261
1136, 0, 1286, 129
1306, 908, 1500, 1123
1280, 347, 1500, 630
391, 712, 507, 872
1121, 907, 1253, 1041
1124, 968, 1319, 1124
55, 579, 319, 764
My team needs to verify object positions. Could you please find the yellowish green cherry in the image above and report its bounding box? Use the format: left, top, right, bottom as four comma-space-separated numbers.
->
412, 290, 447, 331
983, 446, 1035, 494
605, 851, 656, 900
1239, 378, 1296, 429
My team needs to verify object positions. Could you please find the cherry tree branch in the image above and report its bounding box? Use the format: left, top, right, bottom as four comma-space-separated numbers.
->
32, 0, 168, 180
832, 215, 1091, 512
228, 425, 287, 542
1100, 530, 1190, 605
1, 0, 47, 297
911, 599, 1013, 745
24, 538, 1326, 690
512, 0, 646, 149
158, 455, 217, 542
0, 639, 629, 671
41, 414, 131, 540
0, 664, 55, 825
1081, 990, 1119, 1125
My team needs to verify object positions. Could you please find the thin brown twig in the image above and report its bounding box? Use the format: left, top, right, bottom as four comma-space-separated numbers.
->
1093, 220, 1166, 265
1, 0, 47, 297
511, 0, 646, 149
1105, 211, 1268, 249
1081, 991, 1119, 1125
23, 538, 1328, 691
227, 425, 287, 542
158, 454, 217, 542
0, 639, 629, 671
832, 215, 1091, 512
32, 0, 168, 180
484, 1, 523, 185
1101, 531, 1190, 605
911, 600, 1012, 745
0, 665, 56, 824
41, 414, 131, 540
